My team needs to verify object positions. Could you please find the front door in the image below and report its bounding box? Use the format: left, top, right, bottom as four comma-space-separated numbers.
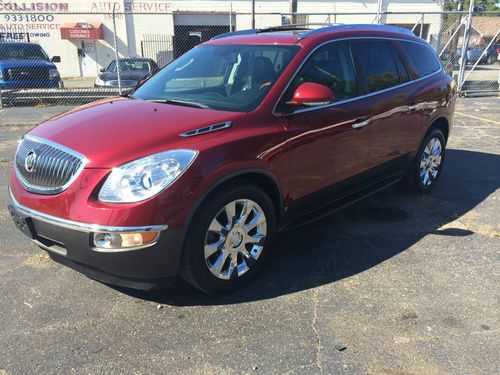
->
276, 42, 372, 209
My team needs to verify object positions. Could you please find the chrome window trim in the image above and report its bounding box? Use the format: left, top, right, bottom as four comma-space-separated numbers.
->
9, 188, 168, 234
14, 134, 88, 194
273, 36, 443, 116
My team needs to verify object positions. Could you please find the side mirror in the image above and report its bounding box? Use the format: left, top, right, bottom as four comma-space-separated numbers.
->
289, 82, 336, 107
51, 56, 61, 63
99, 67, 105, 73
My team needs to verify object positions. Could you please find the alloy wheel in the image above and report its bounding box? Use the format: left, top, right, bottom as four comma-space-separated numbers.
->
204, 199, 267, 280
419, 137, 442, 186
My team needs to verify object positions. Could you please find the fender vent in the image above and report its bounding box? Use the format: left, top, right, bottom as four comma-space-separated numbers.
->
180, 121, 231, 137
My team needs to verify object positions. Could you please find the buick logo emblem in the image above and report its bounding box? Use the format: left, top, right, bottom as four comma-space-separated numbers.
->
25, 151, 37, 173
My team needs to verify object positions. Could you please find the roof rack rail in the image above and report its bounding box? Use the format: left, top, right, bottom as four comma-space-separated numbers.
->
211, 29, 258, 40
211, 24, 312, 40
211, 23, 415, 41
299, 24, 415, 39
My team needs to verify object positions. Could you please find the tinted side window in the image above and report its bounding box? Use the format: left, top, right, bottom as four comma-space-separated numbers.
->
355, 40, 402, 93
284, 42, 357, 104
400, 41, 440, 77
390, 44, 410, 83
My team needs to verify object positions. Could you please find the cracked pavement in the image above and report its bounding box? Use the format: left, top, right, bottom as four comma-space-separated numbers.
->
0, 98, 499, 374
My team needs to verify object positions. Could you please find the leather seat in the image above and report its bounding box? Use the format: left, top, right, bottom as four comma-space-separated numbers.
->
252, 56, 275, 87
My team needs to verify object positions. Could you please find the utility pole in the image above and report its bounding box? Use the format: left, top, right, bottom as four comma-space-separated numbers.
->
112, 3, 122, 95
251, 0, 255, 29
376, 0, 383, 24
457, 0, 474, 92
289, 0, 297, 24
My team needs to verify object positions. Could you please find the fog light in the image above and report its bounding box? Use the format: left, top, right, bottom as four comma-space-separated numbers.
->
93, 231, 160, 251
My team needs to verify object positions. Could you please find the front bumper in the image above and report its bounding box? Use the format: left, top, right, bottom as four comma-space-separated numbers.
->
0, 79, 61, 89
8, 190, 185, 290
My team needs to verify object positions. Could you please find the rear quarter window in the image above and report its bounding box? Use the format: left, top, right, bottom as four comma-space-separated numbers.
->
400, 41, 441, 77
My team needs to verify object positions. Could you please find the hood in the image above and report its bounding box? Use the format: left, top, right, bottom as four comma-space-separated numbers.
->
100, 71, 149, 81
28, 98, 247, 168
0, 59, 55, 70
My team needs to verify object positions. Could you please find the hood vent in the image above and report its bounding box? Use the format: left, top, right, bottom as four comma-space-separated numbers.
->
180, 121, 231, 137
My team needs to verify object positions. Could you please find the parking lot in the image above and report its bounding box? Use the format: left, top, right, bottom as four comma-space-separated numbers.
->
0, 97, 498, 374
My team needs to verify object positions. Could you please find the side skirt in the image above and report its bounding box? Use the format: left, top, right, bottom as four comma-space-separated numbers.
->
280, 171, 405, 230
279, 154, 415, 230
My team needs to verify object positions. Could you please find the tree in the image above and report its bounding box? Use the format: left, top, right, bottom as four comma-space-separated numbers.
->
444, 0, 500, 11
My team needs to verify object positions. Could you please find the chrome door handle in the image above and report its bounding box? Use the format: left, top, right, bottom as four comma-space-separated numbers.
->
352, 119, 370, 129
408, 104, 419, 111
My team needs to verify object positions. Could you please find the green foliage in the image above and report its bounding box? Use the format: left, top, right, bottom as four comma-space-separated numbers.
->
444, 0, 500, 11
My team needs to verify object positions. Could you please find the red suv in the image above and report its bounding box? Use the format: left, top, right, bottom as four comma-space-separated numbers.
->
8, 25, 456, 293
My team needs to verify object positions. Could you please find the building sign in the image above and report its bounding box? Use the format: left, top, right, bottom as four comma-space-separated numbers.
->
90, 1, 170, 12
0, 1, 69, 12
60, 22, 103, 40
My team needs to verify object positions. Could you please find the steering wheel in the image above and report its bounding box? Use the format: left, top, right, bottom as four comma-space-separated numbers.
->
258, 82, 272, 91
201, 91, 225, 98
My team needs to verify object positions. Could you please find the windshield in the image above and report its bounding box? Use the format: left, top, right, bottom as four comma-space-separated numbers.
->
108, 59, 153, 73
0, 44, 49, 60
131, 44, 300, 112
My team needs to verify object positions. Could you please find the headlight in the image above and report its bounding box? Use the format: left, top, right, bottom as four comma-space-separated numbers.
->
95, 77, 106, 86
98, 149, 198, 203
48, 68, 59, 80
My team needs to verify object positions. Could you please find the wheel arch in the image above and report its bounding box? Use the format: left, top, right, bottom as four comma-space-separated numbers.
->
184, 169, 284, 230
430, 116, 450, 142
420, 115, 450, 148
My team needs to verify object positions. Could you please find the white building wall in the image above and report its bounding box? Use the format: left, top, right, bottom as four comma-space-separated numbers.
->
0, 0, 445, 78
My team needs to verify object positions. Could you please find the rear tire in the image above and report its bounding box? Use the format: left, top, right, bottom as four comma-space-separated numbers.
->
180, 181, 276, 293
407, 128, 446, 194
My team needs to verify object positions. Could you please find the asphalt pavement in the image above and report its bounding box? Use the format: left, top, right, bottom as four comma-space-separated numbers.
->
0, 98, 498, 374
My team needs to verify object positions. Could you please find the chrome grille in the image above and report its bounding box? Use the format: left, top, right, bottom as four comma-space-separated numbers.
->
15, 135, 86, 194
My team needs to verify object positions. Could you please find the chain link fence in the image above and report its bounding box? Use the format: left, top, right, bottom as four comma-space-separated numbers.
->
0, 9, 498, 107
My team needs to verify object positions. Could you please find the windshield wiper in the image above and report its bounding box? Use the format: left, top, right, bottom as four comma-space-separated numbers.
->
147, 98, 209, 109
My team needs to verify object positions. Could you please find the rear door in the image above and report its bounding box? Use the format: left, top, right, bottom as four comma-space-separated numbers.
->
352, 39, 422, 170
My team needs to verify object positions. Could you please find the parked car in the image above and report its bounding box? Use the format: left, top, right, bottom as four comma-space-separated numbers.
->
94, 58, 158, 88
484, 43, 500, 64
8, 24, 456, 293
0, 42, 62, 89
459, 44, 500, 65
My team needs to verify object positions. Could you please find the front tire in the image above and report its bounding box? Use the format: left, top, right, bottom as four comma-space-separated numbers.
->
180, 181, 276, 293
408, 128, 446, 194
